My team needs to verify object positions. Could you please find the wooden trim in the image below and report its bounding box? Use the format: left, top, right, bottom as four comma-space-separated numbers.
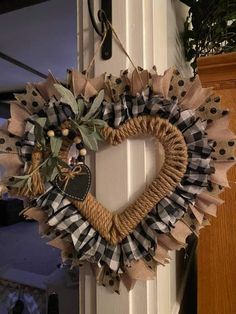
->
197, 52, 236, 90
197, 52, 236, 314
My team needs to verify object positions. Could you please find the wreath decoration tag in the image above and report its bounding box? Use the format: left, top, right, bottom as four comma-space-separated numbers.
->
55, 164, 91, 201
0, 67, 235, 294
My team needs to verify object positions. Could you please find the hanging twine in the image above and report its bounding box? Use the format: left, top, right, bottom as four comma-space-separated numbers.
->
85, 18, 145, 89
85, 27, 108, 78
106, 20, 145, 89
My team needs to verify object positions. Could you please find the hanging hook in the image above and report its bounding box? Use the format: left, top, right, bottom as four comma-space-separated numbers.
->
87, 0, 106, 37
87, 0, 112, 60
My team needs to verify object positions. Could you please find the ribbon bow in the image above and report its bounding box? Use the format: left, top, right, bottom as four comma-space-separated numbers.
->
59, 165, 86, 191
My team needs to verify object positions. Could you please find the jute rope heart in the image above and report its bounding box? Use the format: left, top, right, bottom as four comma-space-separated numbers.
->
58, 115, 188, 245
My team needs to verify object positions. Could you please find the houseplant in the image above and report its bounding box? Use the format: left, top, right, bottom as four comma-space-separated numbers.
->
180, 0, 236, 73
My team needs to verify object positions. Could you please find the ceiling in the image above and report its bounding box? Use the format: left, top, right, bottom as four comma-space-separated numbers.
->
0, 0, 49, 15
0, 0, 77, 93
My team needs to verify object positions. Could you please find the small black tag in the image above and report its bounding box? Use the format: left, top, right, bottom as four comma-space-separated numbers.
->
54, 164, 91, 201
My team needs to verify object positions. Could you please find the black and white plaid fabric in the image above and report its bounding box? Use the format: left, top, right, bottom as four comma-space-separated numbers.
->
20, 100, 76, 163
46, 98, 75, 126
20, 119, 36, 163
18, 83, 214, 272
101, 88, 181, 128
34, 98, 212, 271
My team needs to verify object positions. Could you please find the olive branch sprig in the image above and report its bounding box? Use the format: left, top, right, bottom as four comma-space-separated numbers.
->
9, 85, 106, 188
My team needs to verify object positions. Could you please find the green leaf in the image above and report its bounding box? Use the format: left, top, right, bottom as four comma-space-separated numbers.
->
78, 125, 98, 151
40, 157, 58, 181
69, 119, 80, 130
50, 137, 62, 157
9, 180, 27, 188
14, 175, 30, 179
35, 117, 47, 128
50, 166, 59, 181
85, 135, 98, 151
54, 83, 78, 114
40, 167, 50, 181
82, 90, 104, 121
90, 119, 107, 127
93, 131, 103, 141
34, 123, 45, 147
56, 158, 71, 169
50, 156, 58, 168
27, 177, 32, 191
77, 98, 85, 119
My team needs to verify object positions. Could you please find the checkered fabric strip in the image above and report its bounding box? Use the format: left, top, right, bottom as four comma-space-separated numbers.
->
132, 222, 156, 253
183, 173, 209, 187
20, 120, 36, 162
167, 190, 187, 208
36, 186, 120, 270
175, 109, 196, 132
121, 235, 144, 262
182, 119, 213, 191
101, 94, 132, 128
45, 99, 75, 126
145, 96, 172, 116
100, 91, 181, 128
100, 101, 114, 125
186, 157, 213, 174
35, 184, 182, 271
46, 101, 61, 126
175, 182, 205, 200
157, 199, 185, 227
129, 94, 146, 117
79, 235, 107, 264
187, 138, 213, 158
183, 119, 207, 143
142, 210, 170, 233
113, 98, 131, 128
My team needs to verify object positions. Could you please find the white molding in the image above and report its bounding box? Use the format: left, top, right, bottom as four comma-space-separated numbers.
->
76, 1, 190, 313
153, 0, 168, 73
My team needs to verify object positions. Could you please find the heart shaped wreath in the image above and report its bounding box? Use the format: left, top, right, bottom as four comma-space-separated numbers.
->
0, 67, 235, 293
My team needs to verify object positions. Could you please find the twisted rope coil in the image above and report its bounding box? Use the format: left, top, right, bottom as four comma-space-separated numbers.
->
69, 116, 188, 245
16, 115, 188, 245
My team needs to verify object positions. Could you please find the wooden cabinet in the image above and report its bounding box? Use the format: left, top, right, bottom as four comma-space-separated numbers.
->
197, 52, 236, 314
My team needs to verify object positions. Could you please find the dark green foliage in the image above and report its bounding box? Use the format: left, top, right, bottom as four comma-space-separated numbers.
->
180, 0, 236, 74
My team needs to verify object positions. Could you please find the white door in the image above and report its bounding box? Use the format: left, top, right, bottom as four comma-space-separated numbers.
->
77, 1, 189, 313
